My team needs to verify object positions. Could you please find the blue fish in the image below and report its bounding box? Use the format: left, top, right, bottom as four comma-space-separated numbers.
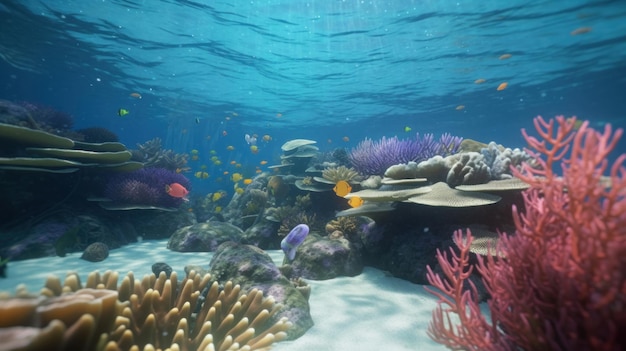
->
281, 224, 310, 261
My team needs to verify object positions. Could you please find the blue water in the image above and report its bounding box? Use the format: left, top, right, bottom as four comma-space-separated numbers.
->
1, 0, 625, 194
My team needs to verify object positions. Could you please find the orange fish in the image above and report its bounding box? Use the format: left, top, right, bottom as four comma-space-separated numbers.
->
129, 92, 142, 99
260, 160, 268, 165
333, 180, 352, 197
255, 169, 262, 174
571, 27, 592, 36
474, 78, 486, 84
497, 82, 508, 91
230, 160, 237, 165
499, 53, 512, 60
456, 105, 465, 111
347, 196, 364, 208
243, 179, 253, 185
165, 183, 189, 199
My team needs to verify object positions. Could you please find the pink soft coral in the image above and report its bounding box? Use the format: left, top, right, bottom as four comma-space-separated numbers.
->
426, 116, 626, 351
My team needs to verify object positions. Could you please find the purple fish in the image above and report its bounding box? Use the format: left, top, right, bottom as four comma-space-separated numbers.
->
281, 224, 310, 261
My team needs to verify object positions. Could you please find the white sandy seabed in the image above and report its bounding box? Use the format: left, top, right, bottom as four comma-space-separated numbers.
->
0, 239, 450, 351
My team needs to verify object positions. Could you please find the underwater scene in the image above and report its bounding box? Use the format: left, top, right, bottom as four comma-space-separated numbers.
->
0, 0, 625, 350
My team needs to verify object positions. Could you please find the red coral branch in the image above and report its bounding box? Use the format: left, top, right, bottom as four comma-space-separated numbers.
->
426, 115, 626, 351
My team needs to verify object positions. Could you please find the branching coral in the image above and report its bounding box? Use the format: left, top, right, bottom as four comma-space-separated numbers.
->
132, 138, 188, 171
322, 165, 361, 183
325, 217, 358, 237
1, 270, 291, 351
426, 116, 626, 351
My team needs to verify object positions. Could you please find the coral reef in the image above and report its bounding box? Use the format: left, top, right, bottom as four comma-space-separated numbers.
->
208, 241, 313, 339
0, 269, 291, 351
349, 133, 462, 176
321, 165, 361, 183
131, 138, 188, 171
104, 167, 191, 208
75, 127, 120, 143
480, 141, 535, 180
426, 116, 626, 351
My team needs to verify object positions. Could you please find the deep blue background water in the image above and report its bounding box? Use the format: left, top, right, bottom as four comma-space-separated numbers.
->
1, 0, 625, 194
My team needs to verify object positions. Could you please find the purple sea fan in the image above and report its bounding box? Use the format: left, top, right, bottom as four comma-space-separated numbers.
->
104, 167, 191, 208
349, 133, 462, 176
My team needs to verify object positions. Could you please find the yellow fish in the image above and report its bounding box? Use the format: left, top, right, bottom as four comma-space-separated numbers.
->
348, 196, 364, 208
117, 108, 129, 117
231, 173, 243, 182
194, 171, 209, 179
215, 206, 222, 213
404, 126, 412, 132
243, 178, 253, 185
212, 192, 223, 202
235, 187, 244, 195
333, 180, 352, 197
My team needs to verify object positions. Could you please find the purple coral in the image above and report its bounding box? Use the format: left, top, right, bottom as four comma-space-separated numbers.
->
349, 133, 462, 176
105, 167, 191, 208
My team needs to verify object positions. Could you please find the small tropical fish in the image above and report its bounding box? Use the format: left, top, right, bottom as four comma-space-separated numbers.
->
191, 149, 199, 154
213, 160, 222, 166
276, 113, 282, 118
200, 164, 207, 170
165, 183, 189, 199
235, 187, 244, 195
474, 78, 486, 84
215, 206, 222, 213
226, 145, 235, 151
129, 92, 142, 99
260, 160, 268, 165
327, 139, 332, 143
194, 171, 209, 179
571, 27, 592, 36
118, 108, 129, 117
235, 163, 242, 168
176, 167, 190, 174
210, 150, 217, 155
404, 126, 412, 132
333, 180, 352, 197
499, 53, 512, 60
195, 117, 200, 124
211, 155, 219, 161
342, 136, 350, 142
230, 160, 237, 165
348, 196, 364, 208
456, 105, 465, 111
223, 171, 229, 175
497, 82, 508, 91
191, 155, 199, 161
222, 130, 228, 136
250, 145, 259, 154
262, 134, 272, 142
281, 224, 310, 261
231, 173, 243, 182
212, 192, 223, 202
243, 178, 253, 185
